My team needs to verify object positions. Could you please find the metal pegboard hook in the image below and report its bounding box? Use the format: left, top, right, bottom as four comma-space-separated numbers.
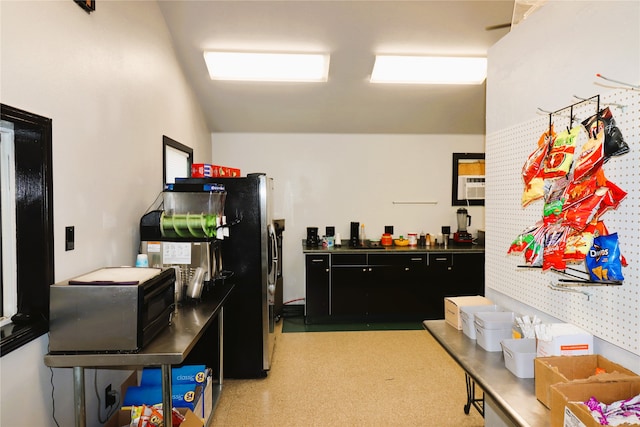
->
548, 282, 593, 301
595, 74, 640, 91
573, 94, 626, 112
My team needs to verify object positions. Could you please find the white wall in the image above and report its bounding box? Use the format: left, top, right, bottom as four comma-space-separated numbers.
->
211, 133, 485, 303
485, 0, 640, 371
0, 1, 211, 426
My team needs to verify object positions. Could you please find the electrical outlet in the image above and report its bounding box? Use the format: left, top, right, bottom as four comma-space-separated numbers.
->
105, 384, 116, 408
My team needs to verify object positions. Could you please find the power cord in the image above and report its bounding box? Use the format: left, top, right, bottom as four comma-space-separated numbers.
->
49, 366, 61, 427
94, 369, 120, 424
47, 338, 61, 427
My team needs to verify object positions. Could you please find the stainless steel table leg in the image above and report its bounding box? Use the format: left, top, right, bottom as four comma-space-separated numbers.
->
73, 366, 86, 427
162, 364, 173, 427
464, 372, 484, 417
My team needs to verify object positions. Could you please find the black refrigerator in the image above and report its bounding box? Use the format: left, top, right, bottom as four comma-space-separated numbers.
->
167, 173, 279, 378
218, 173, 278, 378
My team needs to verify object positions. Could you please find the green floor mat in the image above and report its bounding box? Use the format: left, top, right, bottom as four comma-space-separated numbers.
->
281, 316, 423, 333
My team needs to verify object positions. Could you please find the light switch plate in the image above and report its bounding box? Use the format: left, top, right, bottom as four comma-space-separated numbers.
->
65, 226, 74, 251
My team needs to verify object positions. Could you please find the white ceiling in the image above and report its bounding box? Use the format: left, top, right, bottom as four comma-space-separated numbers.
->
158, 1, 514, 134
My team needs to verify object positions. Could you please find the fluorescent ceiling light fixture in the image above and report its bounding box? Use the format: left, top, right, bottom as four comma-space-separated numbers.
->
370, 56, 487, 84
203, 51, 329, 82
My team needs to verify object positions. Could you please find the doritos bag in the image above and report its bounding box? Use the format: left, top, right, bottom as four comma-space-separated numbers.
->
585, 233, 624, 282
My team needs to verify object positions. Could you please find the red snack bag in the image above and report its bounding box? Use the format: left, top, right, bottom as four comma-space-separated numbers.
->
148, 406, 164, 427
523, 125, 554, 185
543, 126, 579, 179
594, 179, 627, 219
508, 221, 545, 266
565, 172, 598, 206
563, 221, 606, 263
543, 224, 570, 271
572, 128, 604, 182
543, 175, 570, 225
561, 187, 607, 231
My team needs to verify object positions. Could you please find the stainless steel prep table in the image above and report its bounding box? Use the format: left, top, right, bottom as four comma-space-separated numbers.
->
44, 281, 234, 427
423, 319, 550, 427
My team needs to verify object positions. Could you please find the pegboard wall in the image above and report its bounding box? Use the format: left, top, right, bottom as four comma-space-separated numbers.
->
486, 88, 640, 356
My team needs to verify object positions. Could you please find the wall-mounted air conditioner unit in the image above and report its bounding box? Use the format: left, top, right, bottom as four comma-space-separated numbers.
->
459, 175, 485, 200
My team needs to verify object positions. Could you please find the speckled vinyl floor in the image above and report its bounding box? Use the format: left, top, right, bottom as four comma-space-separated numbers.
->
212, 321, 484, 427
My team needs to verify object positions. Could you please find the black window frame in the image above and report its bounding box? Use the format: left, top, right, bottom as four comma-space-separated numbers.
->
0, 104, 54, 357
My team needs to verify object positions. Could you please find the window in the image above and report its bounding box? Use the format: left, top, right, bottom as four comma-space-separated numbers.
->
451, 153, 485, 206
0, 104, 53, 357
1, 120, 17, 323
163, 135, 193, 185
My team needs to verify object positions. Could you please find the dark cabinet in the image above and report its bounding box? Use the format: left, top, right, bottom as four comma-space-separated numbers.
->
451, 253, 485, 295
330, 253, 429, 321
367, 254, 428, 319
428, 252, 485, 318
304, 249, 484, 323
304, 254, 330, 323
331, 254, 369, 317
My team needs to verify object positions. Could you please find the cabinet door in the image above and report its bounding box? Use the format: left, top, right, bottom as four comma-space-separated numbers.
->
305, 254, 330, 323
450, 253, 485, 296
427, 253, 453, 319
331, 265, 369, 317
331, 253, 368, 317
368, 254, 428, 320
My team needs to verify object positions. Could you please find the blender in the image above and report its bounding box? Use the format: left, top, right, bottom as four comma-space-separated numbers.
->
454, 208, 473, 244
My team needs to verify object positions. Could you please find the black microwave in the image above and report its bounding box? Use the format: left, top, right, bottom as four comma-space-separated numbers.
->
49, 267, 175, 353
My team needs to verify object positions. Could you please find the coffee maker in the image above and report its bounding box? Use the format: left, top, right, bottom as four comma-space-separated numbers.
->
453, 208, 473, 244
306, 227, 319, 247
350, 222, 359, 248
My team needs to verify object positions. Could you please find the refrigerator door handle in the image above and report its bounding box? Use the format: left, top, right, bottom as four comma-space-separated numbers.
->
267, 223, 278, 287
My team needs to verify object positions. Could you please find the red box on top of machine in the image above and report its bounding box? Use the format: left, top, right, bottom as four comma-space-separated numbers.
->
191, 163, 241, 178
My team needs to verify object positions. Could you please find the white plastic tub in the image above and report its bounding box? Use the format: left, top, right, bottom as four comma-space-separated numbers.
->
501, 338, 537, 378
460, 304, 503, 340
474, 311, 515, 352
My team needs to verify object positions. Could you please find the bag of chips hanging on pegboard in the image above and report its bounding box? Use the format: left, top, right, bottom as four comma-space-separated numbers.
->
585, 233, 627, 282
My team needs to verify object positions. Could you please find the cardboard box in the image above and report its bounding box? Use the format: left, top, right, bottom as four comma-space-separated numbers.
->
535, 354, 638, 408
140, 365, 209, 387
191, 164, 241, 178
549, 374, 640, 427
107, 407, 204, 427
536, 323, 594, 358
444, 295, 493, 330
191, 163, 213, 178
123, 383, 204, 418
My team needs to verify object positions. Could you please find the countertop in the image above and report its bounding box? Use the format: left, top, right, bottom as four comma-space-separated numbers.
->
302, 239, 484, 254
423, 319, 549, 427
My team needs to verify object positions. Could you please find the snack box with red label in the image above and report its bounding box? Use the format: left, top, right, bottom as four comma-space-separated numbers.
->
536, 323, 593, 358
191, 164, 241, 178
123, 383, 204, 418
140, 365, 209, 387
